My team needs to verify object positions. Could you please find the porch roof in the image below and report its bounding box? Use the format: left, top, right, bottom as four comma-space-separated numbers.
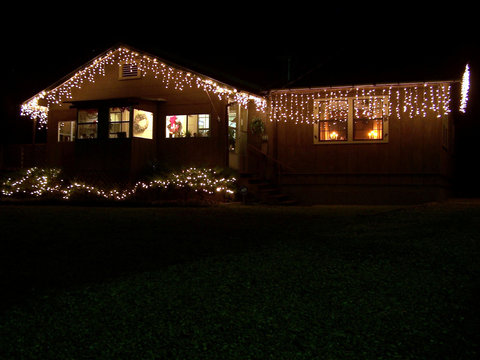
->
66, 97, 166, 108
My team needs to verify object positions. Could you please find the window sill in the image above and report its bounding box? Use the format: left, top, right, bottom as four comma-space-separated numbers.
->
313, 139, 389, 145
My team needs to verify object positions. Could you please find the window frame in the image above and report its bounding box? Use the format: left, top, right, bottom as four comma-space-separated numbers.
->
74, 105, 154, 141
109, 106, 132, 139
76, 108, 99, 140
313, 95, 389, 144
165, 113, 211, 138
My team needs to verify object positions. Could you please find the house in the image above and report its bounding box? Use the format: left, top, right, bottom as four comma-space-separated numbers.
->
17, 45, 267, 184
12, 44, 472, 204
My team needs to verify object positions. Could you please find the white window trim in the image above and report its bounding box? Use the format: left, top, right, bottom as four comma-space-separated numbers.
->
313, 95, 389, 144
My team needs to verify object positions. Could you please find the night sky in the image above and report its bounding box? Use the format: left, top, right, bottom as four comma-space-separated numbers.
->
2, 4, 479, 144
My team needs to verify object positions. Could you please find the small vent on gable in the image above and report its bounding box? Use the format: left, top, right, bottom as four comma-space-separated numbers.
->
119, 63, 141, 79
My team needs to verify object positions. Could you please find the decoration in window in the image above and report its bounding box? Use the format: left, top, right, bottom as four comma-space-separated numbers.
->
133, 110, 153, 139
353, 98, 384, 140
166, 115, 184, 138
316, 100, 348, 141
166, 114, 210, 138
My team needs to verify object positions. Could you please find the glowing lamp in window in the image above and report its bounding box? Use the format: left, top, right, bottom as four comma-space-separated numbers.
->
330, 131, 339, 140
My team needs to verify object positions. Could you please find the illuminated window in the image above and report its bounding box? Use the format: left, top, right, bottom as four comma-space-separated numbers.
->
166, 114, 210, 138
353, 98, 384, 140
77, 109, 98, 139
315, 100, 348, 141
109, 107, 130, 138
133, 109, 153, 139
228, 106, 238, 151
313, 96, 388, 144
58, 121, 75, 142
194, 114, 210, 137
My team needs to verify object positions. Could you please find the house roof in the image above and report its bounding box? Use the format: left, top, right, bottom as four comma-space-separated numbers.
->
22, 42, 474, 107
26, 43, 266, 103
270, 46, 472, 91
129, 42, 472, 92
20, 43, 269, 127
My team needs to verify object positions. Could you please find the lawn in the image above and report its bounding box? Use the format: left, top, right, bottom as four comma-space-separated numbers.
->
0, 201, 479, 359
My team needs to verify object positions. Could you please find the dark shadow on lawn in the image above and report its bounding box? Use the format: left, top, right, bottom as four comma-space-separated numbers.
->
1, 204, 344, 312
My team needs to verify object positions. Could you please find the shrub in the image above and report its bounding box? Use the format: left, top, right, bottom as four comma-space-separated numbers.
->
0, 167, 237, 204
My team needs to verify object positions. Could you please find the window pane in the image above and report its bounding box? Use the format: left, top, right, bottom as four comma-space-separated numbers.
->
166, 114, 210, 138
317, 100, 348, 121
78, 123, 97, 139
354, 119, 383, 140
58, 121, 75, 142
198, 114, 209, 129
354, 98, 384, 140
317, 100, 348, 141
78, 109, 98, 124
228, 107, 237, 151
109, 122, 130, 138
109, 107, 130, 138
109, 107, 130, 122
354, 98, 384, 120
133, 109, 153, 139
318, 120, 348, 141
197, 114, 210, 137
166, 115, 186, 138
187, 115, 198, 137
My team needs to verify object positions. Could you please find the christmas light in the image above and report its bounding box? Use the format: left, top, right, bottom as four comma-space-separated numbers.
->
20, 45, 462, 131
21, 46, 267, 128
1, 167, 236, 201
460, 64, 470, 113
268, 83, 453, 124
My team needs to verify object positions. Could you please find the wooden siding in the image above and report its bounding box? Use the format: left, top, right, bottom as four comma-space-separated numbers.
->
263, 86, 456, 204
43, 59, 229, 181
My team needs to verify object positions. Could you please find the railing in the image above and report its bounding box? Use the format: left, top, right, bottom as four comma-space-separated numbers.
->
0, 144, 47, 170
247, 143, 295, 184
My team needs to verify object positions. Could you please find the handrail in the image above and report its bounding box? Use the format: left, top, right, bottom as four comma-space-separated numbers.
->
247, 143, 295, 172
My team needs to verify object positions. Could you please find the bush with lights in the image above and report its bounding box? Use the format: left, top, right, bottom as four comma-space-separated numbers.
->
0, 167, 237, 204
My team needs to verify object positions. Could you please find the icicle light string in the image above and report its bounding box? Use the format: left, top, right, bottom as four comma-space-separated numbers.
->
21, 45, 460, 129
21, 47, 267, 128
268, 84, 452, 124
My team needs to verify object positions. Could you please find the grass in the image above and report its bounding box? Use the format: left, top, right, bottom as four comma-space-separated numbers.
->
0, 201, 479, 359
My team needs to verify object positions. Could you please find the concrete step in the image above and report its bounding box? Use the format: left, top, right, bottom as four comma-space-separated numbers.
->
237, 174, 298, 206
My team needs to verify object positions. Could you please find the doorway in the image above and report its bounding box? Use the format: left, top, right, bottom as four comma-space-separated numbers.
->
227, 102, 248, 172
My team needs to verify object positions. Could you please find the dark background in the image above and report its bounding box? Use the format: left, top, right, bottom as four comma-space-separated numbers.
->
2, 4, 479, 193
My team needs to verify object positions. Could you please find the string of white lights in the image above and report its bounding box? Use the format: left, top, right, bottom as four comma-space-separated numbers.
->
20, 47, 267, 128
1, 167, 236, 201
268, 83, 452, 124
20, 46, 468, 129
